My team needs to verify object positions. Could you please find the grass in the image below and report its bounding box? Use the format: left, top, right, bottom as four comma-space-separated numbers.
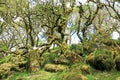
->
7, 68, 120, 80
86, 71, 120, 80
8, 70, 55, 80
4, 59, 119, 80
49, 71, 67, 80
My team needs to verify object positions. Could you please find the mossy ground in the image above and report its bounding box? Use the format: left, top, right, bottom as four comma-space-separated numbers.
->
8, 69, 120, 80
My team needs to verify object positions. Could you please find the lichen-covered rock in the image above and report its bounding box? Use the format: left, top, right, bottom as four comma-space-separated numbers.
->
62, 72, 88, 80
0, 63, 19, 79
44, 64, 68, 72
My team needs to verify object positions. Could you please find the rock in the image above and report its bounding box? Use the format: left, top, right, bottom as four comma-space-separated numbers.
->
44, 64, 68, 72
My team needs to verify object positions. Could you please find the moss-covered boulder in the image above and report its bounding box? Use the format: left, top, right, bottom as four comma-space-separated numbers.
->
0, 63, 19, 79
54, 57, 70, 65
44, 64, 68, 72
86, 52, 115, 71
70, 63, 91, 74
62, 72, 88, 80
115, 56, 120, 71
10, 55, 27, 70
63, 51, 83, 63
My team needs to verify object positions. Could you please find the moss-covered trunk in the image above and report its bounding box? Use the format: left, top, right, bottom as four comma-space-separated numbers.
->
27, 49, 40, 72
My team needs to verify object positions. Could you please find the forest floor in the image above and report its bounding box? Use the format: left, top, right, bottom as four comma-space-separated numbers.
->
8, 70, 120, 80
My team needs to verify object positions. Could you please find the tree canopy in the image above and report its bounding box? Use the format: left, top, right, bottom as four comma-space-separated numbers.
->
0, 0, 119, 52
